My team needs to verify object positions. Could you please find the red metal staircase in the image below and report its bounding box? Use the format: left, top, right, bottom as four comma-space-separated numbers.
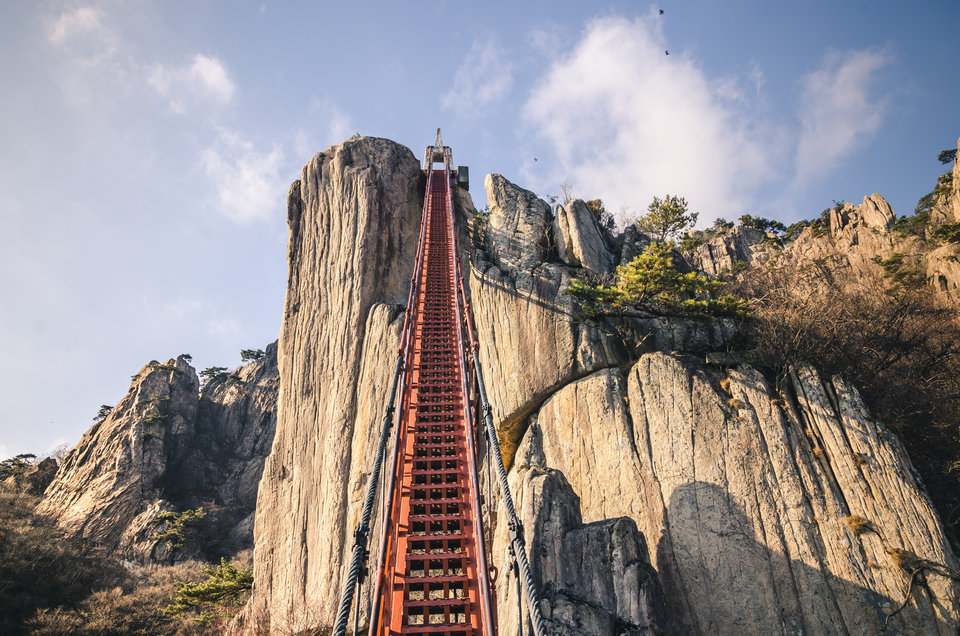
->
369, 138, 494, 635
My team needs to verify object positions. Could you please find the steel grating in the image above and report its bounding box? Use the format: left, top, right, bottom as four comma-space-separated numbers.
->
371, 157, 493, 635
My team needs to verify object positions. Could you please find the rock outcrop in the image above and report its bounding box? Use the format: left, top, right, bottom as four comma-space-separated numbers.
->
470, 176, 737, 466
685, 170, 960, 305
2, 457, 58, 495
553, 198, 615, 274
929, 136, 960, 228
683, 225, 767, 278
37, 345, 278, 561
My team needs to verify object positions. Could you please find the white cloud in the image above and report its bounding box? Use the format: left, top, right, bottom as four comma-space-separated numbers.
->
793, 49, 890, 185
443, 40, 513, 116
147, 54, 236, 113
523, 13, 774, 221
48, 6, 106, 44
201, 129, 286, 223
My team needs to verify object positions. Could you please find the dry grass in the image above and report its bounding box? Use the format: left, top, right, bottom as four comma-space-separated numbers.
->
727, 397, 743, 410
0, 491, 122, 633
853, 453, 867, 468
887, 547, 925, 574
845, 514, 874, 537
0, 491, 254, 635
719, 376, 732, 395
233, 602, 332, 636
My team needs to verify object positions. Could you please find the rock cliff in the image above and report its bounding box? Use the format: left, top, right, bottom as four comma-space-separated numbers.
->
37, 344, 278, 561
248, 137, 424, 629
245, 136, 959, 633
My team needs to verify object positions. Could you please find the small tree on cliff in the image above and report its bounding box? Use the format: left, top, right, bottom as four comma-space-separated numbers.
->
565, 242, 749, 318
240, 349, 264, 363
93, 404, 113, 423
164, 558, 253, 626
636, 195, 698, 243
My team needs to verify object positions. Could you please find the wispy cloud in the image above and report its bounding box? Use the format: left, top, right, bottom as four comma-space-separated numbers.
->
523, 13, 774, 220
48, 6, 107, 44
147, 54, 236, 113
793, 49, 890, 186
443, 39, 513, 117
201, 129, 286, 223
45, 4, 126, 105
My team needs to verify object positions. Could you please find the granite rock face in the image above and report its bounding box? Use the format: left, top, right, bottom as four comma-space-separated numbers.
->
483, 173, 553, 281
37, 346, 278, 561
470, 175, 721, 467
497, 353, 960, 634
493, 467, 669, 635
248, 137, 424, 629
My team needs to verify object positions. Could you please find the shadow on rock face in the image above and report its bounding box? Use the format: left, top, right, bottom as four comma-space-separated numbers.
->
657, 481, 912, 636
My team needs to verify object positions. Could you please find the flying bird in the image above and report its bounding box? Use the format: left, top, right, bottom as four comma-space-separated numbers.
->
534, 157, 538, 162
665, 50, 669, 55
659, 9, 664, 14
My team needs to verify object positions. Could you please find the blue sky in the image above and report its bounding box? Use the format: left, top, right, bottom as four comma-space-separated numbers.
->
1, 0, 958, 458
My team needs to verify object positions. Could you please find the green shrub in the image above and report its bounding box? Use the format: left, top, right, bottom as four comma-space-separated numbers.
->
738, 214, 786, 235
870, 253, 924, 289
198, 367, 228, 389
680, 231, 706, 251
933, 222, 960, 244
897, 172, 955, 238
711, 217, 734, 232
783, 220, 811, 243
